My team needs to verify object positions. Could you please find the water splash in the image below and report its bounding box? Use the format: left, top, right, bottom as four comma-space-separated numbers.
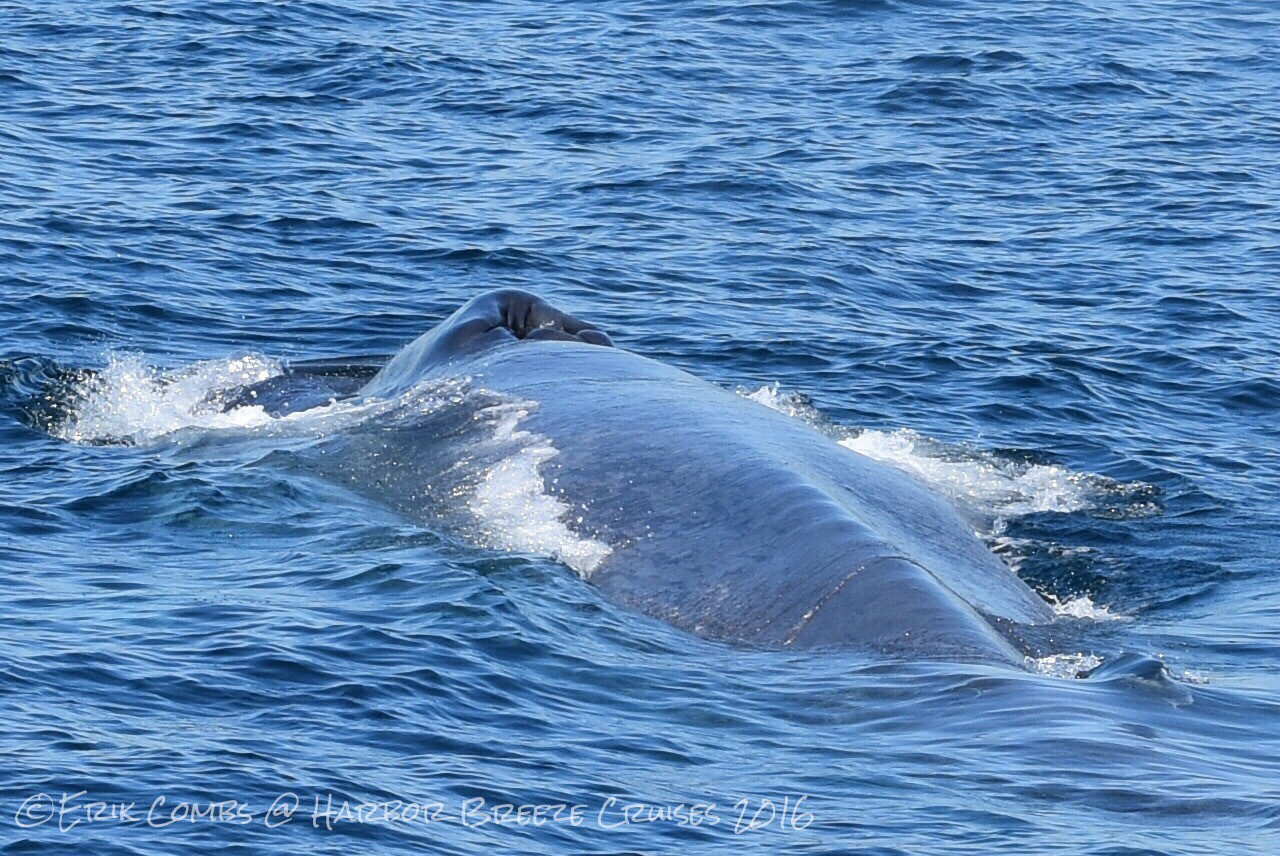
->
1027, 652, 1105, 679
741, 384, 1156, 521
741, 383, 825, 423
49, 351, 613, 576
56, 353, 282, 444
1045, 594, 1129, 622
841, 430, 1104, 516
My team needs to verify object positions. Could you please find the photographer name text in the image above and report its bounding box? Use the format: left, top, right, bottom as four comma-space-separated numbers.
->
15, 791, 814, 835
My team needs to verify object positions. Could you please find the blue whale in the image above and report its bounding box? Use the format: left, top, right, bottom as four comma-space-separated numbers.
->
233, 289, 1054, 664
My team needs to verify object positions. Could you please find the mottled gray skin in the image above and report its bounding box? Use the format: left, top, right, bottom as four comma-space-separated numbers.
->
344, 289, 1055, 664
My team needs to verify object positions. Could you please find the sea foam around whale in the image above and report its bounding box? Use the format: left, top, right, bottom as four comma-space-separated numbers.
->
742, 383, 1157, 523
55, 352, 283, 444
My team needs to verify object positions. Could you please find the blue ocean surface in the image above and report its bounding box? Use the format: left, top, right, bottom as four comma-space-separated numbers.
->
2, 0, 1278, 853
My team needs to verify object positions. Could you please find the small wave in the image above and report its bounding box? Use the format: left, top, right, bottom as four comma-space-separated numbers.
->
467, 404, 612, 577
50, 352, 427, 446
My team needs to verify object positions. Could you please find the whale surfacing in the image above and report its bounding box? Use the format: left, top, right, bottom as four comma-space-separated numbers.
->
246, 289, 1055, 664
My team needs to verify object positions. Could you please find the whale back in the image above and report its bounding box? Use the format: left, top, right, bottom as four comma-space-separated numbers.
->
332, 293, 1055, 662
456, 343, 1054, 646
239, 290, 1053, 663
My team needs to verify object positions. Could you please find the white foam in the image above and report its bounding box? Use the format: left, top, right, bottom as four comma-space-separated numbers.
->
467, 403, 612, 577
742, 383, 823, 422
1027, 652, 1104, 679
54, 351, 436, 447
839, 429, 1097, 515
741, 384, 1150, 520
57, 353, 282, 444
1046, 594, 1128, 621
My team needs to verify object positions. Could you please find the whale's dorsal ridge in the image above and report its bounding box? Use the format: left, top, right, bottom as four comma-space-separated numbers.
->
362, 289, 613, 399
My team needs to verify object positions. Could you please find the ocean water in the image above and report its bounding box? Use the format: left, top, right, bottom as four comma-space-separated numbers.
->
2, 0, 1279, 853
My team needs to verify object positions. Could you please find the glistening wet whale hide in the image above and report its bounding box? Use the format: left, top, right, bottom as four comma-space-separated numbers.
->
237, 289, 1055, 664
